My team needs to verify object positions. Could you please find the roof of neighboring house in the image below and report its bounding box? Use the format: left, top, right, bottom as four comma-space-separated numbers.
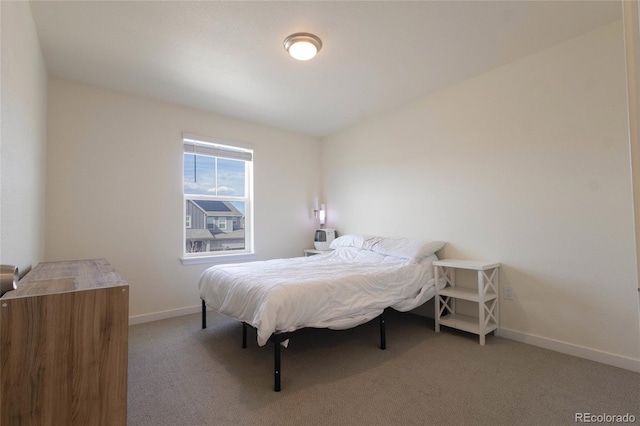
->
191, 200, 243, 217
213, 229, 245, 240
185, 229, 217, 241
186, 228, 245, 241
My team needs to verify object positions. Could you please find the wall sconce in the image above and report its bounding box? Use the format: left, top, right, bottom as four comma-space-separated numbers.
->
313, 197, 326, 227
319, 204, 326, 227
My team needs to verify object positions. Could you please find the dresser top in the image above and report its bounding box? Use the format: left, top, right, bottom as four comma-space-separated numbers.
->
1, 259, 128, 299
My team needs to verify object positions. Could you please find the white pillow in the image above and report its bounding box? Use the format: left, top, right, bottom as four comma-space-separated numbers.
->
371, 237, 445, 261
329, 234, 371, 250
330, 234, 445, 261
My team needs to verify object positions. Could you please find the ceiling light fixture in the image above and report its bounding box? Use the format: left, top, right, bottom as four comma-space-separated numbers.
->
284, 32, 322, 61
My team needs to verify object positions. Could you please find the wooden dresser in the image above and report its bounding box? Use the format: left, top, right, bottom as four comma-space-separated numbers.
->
0, 259, 128, 425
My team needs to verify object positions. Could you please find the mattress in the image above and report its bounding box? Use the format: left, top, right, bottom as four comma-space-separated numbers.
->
199, 235, 444, 346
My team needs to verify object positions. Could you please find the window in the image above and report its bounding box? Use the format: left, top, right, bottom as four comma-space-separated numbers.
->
183, 135, 253, 260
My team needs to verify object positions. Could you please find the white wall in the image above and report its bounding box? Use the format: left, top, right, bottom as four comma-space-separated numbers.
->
45, 78, 320, 319
622, 2, 640, 337
322, 22, 640, 367
0, 1, 48, 275
8, 1, 637, 370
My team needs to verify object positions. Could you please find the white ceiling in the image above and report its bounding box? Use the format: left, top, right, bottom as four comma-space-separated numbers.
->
30, 1, 622, 137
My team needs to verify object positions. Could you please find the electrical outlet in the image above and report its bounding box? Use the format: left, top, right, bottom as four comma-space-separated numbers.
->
504, 286, 514, 300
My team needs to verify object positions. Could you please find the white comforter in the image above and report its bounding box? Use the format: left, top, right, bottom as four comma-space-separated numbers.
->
199, 247, 438, 346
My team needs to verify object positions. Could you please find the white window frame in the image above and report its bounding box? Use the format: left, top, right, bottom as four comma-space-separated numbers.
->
181, 134, 255, 265
185, 215, 192, 229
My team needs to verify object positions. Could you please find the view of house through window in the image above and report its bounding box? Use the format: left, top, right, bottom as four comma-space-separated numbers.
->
183, 136, 253, 257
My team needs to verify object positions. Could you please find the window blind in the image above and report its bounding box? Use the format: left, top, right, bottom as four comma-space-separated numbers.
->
183, 135, 253, 162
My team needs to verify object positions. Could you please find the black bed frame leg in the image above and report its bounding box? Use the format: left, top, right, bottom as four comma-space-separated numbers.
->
201, 299, 207, 329
242, 323, 248, 349
274, 338, 282, 392
380, 310, 386, 350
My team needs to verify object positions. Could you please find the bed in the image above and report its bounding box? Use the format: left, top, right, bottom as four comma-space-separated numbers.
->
199, 234, 445, 391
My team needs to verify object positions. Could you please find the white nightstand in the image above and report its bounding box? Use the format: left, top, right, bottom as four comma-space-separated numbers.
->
303, 248, 332, 257
433, 259, 501, 345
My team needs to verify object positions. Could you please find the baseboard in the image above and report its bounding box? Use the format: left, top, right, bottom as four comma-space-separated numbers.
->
129, 304, 202, 325
128, 306, 640, 373
499, 327, 640, 373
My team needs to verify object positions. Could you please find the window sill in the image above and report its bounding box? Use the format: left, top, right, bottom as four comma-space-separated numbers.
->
180, 253, 257, 266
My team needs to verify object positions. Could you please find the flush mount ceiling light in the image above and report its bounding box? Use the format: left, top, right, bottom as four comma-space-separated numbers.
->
283, 32, 322, 61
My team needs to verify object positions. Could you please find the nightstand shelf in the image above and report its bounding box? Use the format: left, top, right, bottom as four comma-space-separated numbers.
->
434, 259, 500, 345
438, 313, 497, 336
438, 286, 497, 303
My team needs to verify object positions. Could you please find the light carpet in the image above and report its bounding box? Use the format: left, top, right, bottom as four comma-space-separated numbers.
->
127, 309, 639, 425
